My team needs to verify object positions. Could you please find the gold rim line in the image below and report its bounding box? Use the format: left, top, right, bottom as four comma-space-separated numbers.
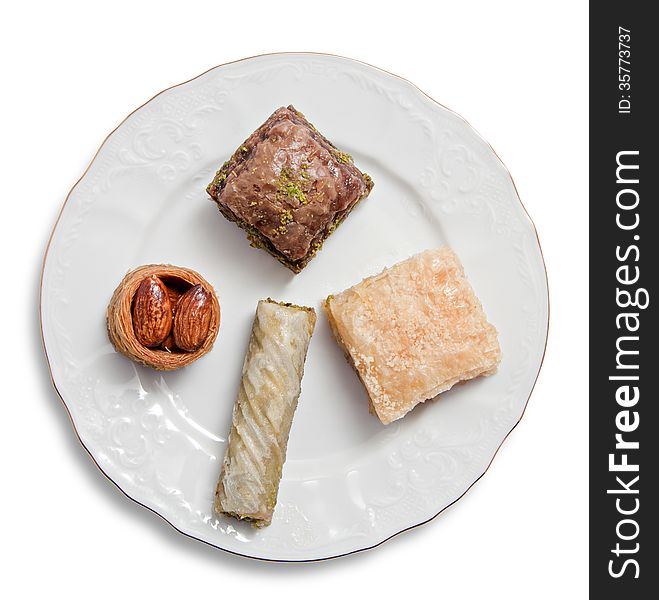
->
38, 51, 550, 563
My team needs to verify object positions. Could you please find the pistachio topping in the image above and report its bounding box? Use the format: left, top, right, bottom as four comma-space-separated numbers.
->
210, 160, 232, 190
279, 210, 293, 225
276, 166, 308, 205
333, 149, 353, 164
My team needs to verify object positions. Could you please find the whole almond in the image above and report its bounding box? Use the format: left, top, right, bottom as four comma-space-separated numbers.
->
173, 284, 212, 352
132, 276, 173, 347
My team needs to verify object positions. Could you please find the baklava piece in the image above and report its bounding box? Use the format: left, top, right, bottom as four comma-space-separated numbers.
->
215, 299, 316, 526
106, 264, 221, 371
207, 106, 373, 273
324, 247, 501, 424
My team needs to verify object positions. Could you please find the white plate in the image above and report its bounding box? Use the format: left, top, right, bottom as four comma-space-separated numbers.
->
41, 53, 548, 561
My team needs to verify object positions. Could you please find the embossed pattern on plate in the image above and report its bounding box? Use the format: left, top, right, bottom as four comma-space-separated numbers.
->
41, 54, 548, 561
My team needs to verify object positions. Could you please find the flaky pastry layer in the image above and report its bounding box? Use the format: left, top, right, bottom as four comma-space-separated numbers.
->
324, 247, 501, 424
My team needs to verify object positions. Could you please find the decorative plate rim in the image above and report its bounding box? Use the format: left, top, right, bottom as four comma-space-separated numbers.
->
39, 52, 550, 562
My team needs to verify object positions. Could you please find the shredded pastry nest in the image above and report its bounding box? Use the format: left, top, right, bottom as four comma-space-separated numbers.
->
106, 264, 221, 371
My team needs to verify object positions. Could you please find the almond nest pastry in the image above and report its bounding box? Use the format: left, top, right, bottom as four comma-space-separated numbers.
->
107, 264, 221, 370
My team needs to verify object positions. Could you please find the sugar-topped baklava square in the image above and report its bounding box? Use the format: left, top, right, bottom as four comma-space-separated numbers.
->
324, 247, 501, 424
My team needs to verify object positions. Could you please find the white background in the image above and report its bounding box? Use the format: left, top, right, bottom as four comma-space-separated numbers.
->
2, 1, 588, 598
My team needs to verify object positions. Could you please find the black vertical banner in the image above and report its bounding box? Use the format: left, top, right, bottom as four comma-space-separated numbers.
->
590, 2, 657, 596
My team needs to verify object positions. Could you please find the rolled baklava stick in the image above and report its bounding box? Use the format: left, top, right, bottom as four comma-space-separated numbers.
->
214, 299, 316, 527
